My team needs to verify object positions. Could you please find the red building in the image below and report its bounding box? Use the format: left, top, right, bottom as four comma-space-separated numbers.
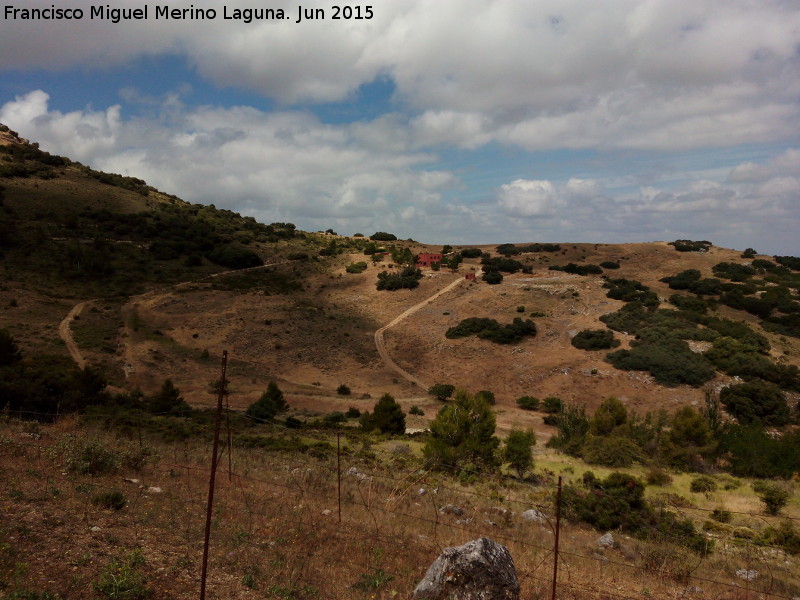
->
465, 272, 476, 281
416, 253, 443, 268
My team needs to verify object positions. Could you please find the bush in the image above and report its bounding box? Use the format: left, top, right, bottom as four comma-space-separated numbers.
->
710, 507, 732, 523
428, 383, 455, 402
482, 271, 503, 284
345, 261, 368, 273
409, 405, 424, 416
689, 476, 717, 493
359, 393, 405, 434
67, 442, 119, 475
542, 396, 563, 413
669, 240, 712, 252
92, 490, 127, 511
504, 429, 535, 478
345, 406, 361, 418
245, 382, 288, 422
94, 549, 150, 599
582, 435, 642, 467
376, 267, 422, 291
445, 317, 536, 344
646, 467, 673, 486
460, 248, 482, 258
148, 379, 192, 417
758, 483, 791, 515
600, 261, 620, 269
516, 396, 539, 410
606, 339, 716, 387
571, 329, 619, 350
370, 232, 397, 241
336, 384, 351, 396
719, 380, 790, 426
475, 390, 495, 405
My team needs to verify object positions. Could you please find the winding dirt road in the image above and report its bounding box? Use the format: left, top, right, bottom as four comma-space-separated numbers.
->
58, 301, 88, 369
374, 273, 473, 390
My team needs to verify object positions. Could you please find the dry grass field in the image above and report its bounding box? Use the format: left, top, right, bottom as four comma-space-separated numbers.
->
1, 416, 797, 600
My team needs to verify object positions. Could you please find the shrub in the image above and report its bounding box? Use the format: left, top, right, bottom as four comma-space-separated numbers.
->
148, 379, 192, 417
760, 520, 800, 554
246, 381, 288, 422
460, 248, 482, 258
582, 435, 642, 467
345, 406, 361, 418
758, 483, 791, 515
600, 261, 620, 269
516, 396, 539, 410
67, 442, 119, 476
376, 267, 422, 291
370, 232, 397, 241
428, 383, 455, 402
92, 490, 127, 511
710, 507, 732, 523
571, 329, 619, 350
445, 317, 536, 344
409, 405, 424, 416
482, 270, 503, 284
646, 467, 673, 486
336, 384, 351, 396
345, 261, 368, 273
475, 390, 495, 405
689, 476, 717, 493
359, 393, 405, 434
669, 239, 712, 252
504, 429, 535, 478
542, 396, 563, 413
719, 380, 790, 426
606, 339, 716, 387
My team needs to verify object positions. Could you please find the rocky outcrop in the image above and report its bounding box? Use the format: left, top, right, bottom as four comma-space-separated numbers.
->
412, 537, 520, 600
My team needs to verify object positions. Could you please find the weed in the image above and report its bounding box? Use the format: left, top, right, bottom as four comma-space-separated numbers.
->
352, 568, 394, 591
94, 549, 150, 599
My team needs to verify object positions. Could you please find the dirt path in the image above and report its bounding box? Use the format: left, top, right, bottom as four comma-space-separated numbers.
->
374, 273, 474, 390
58, 300, 88, 369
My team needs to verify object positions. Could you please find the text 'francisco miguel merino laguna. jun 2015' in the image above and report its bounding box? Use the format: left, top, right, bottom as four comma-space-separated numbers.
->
4, 4, 375, 24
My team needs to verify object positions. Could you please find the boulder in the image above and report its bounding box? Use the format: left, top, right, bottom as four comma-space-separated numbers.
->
597, 532, 615, 548
520, 509, 547, 523
412, 537, 520, 600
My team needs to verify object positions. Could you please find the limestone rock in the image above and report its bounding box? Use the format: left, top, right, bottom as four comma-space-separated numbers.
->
520, 509, 547, 523
597, 532, 615, 548
412, 537, 520, 600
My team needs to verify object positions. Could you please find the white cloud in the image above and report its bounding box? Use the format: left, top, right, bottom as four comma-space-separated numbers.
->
2, 1, 798, 152
496, 179, 561, 217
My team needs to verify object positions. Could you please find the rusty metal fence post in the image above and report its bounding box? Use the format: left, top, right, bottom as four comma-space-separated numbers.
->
337, 431, 342, 523
200, 350, 227, 600
551, 475, 562, 600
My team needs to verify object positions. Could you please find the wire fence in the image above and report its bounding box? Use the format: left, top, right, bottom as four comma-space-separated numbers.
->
1, 408, 799, 600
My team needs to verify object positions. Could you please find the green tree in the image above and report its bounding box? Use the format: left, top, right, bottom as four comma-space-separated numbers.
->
423, 390, 500, 473
589, 396, 627, 436
359, 393, 406, 434
476, 390, 495, 405
149, 379, 192, 417
246, 381, 288, 422
504, 429, 535, 478
660, 406, 715, 469
428, 383, 455, 402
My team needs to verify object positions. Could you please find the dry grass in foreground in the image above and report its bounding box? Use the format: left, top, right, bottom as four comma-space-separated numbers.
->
0, 415, 798, 600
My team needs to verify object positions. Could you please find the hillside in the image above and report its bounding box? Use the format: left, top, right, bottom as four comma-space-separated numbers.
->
2, 125, 800, 600
2, 124, 800, 437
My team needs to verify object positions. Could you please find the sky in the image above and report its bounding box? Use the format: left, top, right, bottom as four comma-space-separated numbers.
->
1, 1, 799, 254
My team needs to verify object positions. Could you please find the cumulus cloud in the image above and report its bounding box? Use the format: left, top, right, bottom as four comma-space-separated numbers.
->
2, 1, 799, 151
496, 179, 562, 217
0, 90, 458, 235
